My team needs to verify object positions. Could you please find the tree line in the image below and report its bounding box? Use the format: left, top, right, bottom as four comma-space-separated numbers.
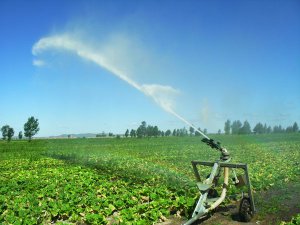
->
125, 120, 299, 138
124, 121, 208, 138
1, 116, 40, 142
224, 119, 299, 135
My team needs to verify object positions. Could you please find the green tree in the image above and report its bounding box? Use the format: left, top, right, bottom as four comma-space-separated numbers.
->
239, 120, 251, 134
172, 129, 176, 136
189, 127, 195, 136
130, 129, 136, 138
263, 123, 268, 133
96, 132, 106, 137
136, 121, 147, 138
267, 126, 272, 133
253, 122, 264, 134
224, 119, 231, 134
1, 125, 9, 140
178, 127, 188, 136
153, 126, 159, 137
286, 126, 293, 133
165, 130, 171, 136
1, 125, 14, 142
18, 131, 23, 140
125, 129, 129, 138
24, 116, 40, 141
7, 127, 14, 142
136, 127, 143, 138
195, 127, 201, 136
146, 125, 154, 137
141, 121, 147, 137
231, 120, 242, 134
218, 129, 221, 135
273, 125, 284, 133
293, 122, 299, 132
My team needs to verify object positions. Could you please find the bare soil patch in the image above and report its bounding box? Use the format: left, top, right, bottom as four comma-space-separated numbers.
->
157, 180, 300, 225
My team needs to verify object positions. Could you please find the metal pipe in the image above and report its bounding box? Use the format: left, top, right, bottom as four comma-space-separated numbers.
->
208, 167, 229, 210
183, 214, 201, 225
244, 165, 256, 212
192, 161, 247, 169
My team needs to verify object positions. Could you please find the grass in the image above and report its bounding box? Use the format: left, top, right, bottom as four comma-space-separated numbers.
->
0, 134, 300, 224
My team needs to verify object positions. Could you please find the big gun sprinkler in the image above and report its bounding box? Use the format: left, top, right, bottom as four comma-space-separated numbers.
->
183, 134, 256, 225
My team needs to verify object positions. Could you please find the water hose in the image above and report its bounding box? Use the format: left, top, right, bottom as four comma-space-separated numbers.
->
208, 167, 229, 210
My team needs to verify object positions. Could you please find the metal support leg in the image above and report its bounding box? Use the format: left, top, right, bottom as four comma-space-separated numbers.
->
184, 163, 220, 225
244, 165, 256, 213
186, 161, 256, 225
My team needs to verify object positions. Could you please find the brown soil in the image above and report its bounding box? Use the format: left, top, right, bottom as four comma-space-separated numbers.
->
157, 181, 300, 225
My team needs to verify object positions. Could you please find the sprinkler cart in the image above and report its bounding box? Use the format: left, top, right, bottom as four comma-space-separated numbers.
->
183, 135, 256, 225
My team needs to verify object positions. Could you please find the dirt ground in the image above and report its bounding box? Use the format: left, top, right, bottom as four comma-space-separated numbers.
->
157, 203, 259, 225
157, 181, 300, 225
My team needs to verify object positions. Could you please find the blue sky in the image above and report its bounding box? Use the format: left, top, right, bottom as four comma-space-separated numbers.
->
0, 0, 299, 137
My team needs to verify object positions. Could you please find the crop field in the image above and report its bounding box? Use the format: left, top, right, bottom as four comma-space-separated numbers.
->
0, 134, 300, 225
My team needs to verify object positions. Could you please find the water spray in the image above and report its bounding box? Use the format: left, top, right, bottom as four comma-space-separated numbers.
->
32, 34, 256, 224
168, 109, 209, 140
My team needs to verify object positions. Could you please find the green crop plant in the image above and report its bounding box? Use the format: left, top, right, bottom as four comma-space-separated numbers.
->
0, 134, 299, 224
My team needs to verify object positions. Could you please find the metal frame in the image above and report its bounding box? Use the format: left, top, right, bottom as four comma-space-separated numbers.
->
183, 160, 256, 225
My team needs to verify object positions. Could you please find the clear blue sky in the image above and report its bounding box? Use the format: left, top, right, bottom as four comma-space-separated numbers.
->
1, 0, 299, 137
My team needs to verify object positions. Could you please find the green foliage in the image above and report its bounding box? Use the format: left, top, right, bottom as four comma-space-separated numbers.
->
172, 129, 176, 136
195, 127, 202, 136
131, 121, 175, 138
129, 129, 136, 138
136, 121, 162, 138
171, 127, 189, 137
7, 128, 14, 142
165, 129, 171, 136
136, 121, 147, 138
253, 122, 264, 134
96, 132, 107, 138
231, 120, 242, 134
125, 129, 129, 138
224, 119, 231, 134
292, 122, 299, 133
227, 120, 299, 135
281, 214, 300, 225
1, 125, 10, 140
1, 125, 14, 142
273, 125, 284, 133
0, 134, 299, 224
24, 116, 39, 141
189, 127, 194, 136
18, 131, 23, 140
239, 120, 251, 134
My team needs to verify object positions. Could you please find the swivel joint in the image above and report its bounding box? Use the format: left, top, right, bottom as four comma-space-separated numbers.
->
201, 138, 230, 161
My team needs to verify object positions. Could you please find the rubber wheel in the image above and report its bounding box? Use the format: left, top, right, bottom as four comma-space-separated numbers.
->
239, 197, 253, 222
